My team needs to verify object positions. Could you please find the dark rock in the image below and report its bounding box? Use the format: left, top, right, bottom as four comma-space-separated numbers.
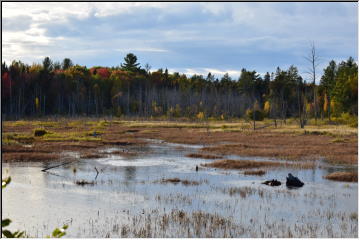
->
262, 179, 281, 186
286, 173, 304, 187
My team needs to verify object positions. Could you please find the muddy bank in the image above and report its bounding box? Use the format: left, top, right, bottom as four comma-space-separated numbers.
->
325, 171, 358, 182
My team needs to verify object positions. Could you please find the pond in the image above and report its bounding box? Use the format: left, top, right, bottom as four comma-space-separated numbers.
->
2, 139, 358, 237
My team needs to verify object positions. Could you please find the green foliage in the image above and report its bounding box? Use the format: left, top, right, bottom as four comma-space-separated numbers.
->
2, 55, 357, 121
2, 177, 11, 189
121, 53, 140, 72
2, 229, 25, 238
332, 113, 358, 128
48, 225, 68, 238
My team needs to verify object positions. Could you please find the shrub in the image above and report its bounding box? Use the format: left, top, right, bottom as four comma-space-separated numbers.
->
34, 129, 47, 137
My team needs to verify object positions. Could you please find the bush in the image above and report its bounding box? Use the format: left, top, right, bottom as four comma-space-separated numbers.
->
246, 109, 265, 121
332, 113, 358, 127
34, 129, 47, 137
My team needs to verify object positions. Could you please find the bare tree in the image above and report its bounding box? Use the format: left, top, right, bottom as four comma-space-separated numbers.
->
305, 42, 320, 124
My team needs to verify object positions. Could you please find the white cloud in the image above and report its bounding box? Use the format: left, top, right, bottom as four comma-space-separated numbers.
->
1, 2, 357, 78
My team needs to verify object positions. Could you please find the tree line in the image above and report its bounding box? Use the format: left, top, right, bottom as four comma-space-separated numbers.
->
1, 53, 357, 125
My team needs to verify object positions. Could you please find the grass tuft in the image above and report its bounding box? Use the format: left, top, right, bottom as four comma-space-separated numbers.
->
243, 170, 266, 176
324, 171, 358, 182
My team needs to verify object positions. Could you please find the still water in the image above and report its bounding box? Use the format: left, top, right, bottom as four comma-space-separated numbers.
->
2, 140, 358, 237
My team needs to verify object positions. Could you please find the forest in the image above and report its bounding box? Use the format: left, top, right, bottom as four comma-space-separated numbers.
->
1, 53, 358, 124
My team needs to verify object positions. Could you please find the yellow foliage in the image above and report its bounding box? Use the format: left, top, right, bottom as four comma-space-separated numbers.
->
264, 101, 270, 114
29, 64, 43, 73
175, 104, 181, 117
330, 99, 341, 117
35, 97, 40, 111
152, 101, 162, 115
306, 103, 312, 114
196, 112, 205, 120
323, 94, 328, 113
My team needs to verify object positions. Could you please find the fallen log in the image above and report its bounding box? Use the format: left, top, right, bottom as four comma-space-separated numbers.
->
41, 161, 73, 172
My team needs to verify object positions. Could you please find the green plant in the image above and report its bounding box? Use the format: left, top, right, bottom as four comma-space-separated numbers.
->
47, 225, 69, 238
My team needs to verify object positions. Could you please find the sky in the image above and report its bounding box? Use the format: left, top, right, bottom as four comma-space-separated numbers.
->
2, 2, 358, 81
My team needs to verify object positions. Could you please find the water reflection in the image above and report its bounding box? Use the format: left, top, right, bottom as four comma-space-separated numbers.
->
124, 166, 136, 182
2, 141, 358, 237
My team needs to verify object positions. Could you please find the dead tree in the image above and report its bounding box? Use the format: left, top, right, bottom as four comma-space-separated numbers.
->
305, 42, 320, 124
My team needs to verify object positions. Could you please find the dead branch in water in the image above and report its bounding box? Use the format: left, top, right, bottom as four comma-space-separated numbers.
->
41, 161, 73, 172
94, 167, 99, 179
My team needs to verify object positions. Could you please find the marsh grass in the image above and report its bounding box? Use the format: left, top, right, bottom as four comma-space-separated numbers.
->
157, 178, 202, 186
186, 153, 222, 159
2, 118, 357, 166
3, 132, 35, 144
203, 159, 280, 169
80, 153, 105, 159
114, 209, 242, 238
3, 152, 59, 162
243, 170, 266, 175
325, 172, 358, 182
203, 159, 316, 170
75, 180, 95, 186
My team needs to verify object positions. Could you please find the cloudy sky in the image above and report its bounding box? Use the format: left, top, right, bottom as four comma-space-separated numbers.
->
2, 2, 358, 80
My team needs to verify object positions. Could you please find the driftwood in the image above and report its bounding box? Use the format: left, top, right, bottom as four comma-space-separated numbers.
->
94, 167, 99, 179
41, 161, 73, 172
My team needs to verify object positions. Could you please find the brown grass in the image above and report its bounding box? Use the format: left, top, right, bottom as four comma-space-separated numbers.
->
2, 152, 59, 162
203, 159, 315, 170
202, 159, 280, 169
145, 124, 357, 165
186, 153, 222, 159
324, 171, 358, 182
2, 119, 357, 166
243, 170, 266, 175
80, 153, 104, 159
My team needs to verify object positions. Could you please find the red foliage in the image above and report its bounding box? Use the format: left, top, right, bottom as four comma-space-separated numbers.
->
2, 72, 11, 97
90, 67, 110, 79
54, 69, 64, 74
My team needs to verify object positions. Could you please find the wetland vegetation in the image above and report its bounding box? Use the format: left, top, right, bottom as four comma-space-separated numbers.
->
2, 118, 358, 237
2, 1, 358, 237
